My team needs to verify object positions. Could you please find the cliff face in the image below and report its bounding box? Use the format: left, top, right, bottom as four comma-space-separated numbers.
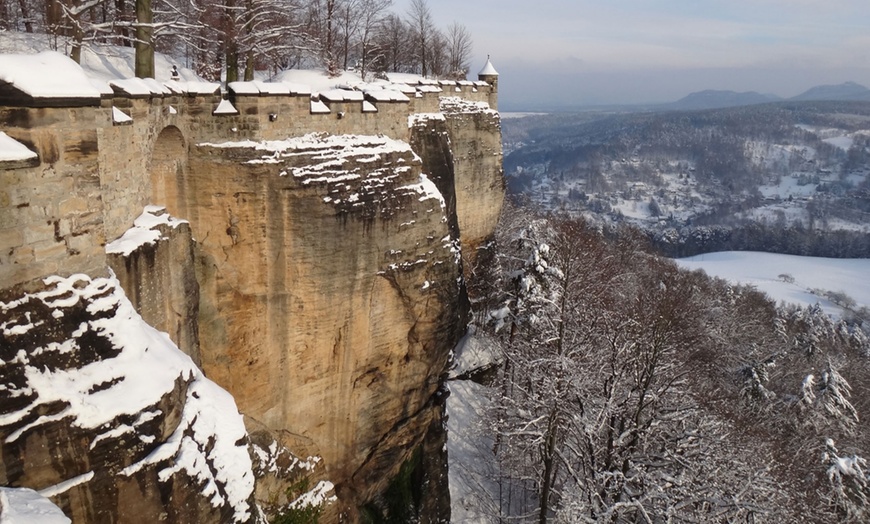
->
179, 134, 467, 512
0, 274, 257, 523
1, 54, 504, 522
440, 98, 505, 265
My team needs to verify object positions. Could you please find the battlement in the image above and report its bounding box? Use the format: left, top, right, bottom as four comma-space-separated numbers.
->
0, 52, 500, 289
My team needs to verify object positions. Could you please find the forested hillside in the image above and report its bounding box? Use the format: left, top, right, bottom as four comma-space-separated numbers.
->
504, 102, 870, 257
456, 204, 870, 522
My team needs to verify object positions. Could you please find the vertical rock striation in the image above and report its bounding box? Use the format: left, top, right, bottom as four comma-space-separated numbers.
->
169, 133, 468, 515
440, 97, 505, 269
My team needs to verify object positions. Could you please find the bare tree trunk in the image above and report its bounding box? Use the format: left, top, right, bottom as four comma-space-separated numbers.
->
241, 0, 254, 81
223, 0, 239, 82
115, 0, 130, 45
135, 0, 154, 78
243, 49, 254, 81
70, 21, 83, 62
16, 0, 33, 32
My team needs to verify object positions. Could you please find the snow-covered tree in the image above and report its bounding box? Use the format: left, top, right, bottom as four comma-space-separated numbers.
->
823, 438, 870, 522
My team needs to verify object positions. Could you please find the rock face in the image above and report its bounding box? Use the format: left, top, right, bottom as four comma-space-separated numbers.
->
440, 98, 505, 266
174, 134, 468, 514
106, 205, 201, 364
0, 274, 257, 523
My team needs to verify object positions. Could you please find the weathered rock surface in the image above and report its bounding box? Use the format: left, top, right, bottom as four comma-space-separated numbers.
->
106, 205, 201, 364
2, 52, 504, 521
440, 97, 505, 268
0, 274, 258, 523
169, 133, 467, 515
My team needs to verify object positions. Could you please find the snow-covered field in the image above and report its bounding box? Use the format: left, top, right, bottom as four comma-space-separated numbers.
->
675, 251, 870, 317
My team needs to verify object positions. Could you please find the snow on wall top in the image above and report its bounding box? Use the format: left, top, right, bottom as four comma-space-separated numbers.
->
0, 132, 37, 162
105, 206, 188, 257
109, 77, 171, 97
320, 89, 365, 103
0, 274, 256, 522
440, 96, 498, 116
0, 51, 101, 99
163, 79, 221, 96
364, 88, 410, 103
227, 80, 312, 96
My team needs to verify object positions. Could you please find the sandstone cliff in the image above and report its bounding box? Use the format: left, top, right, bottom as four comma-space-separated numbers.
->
184, 133, 466, 516
1, 51, 504, 522
0, 274, 258, 522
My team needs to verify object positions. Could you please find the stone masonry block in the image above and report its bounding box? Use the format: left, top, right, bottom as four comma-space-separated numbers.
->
0, 228, 24, 251
32, 239, 68, 261
58, 197, 89, 215
23, 223, 55, 244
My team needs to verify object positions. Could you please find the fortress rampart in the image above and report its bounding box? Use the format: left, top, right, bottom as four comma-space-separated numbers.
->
0, 53, 503, 520
0, 72, 497, 289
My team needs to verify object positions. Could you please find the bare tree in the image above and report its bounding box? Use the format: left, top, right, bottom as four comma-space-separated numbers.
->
485, 214, 790, 522
406, 0, 434, 76
353, 0, 391, 80
372, 12, 410, 74
306, 0, 343, 75
445, 21, 472, 79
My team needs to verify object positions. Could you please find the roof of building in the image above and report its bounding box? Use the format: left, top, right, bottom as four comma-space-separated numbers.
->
479, 57, 499, 77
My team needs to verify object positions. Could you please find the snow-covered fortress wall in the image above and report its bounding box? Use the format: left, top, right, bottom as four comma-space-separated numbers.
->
0, 64, 498, 288
0, 53, 503, 522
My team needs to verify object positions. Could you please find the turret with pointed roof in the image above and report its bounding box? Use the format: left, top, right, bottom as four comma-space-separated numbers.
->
479, 56, 499, 77
478, 56, 498, 109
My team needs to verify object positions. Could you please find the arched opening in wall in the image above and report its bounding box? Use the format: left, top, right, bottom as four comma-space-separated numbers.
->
150, 126, 187, 216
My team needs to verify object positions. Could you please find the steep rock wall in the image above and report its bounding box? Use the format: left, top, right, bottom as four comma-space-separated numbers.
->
167, 133, 467, 514
440, 98, 505, 269
0, 274, 258, 523
2, 58, 504, 521
106, 206, 200, 363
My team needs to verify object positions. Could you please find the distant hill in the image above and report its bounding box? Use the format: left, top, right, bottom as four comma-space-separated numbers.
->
789, 81, 870, 102
667, 89, 781, 110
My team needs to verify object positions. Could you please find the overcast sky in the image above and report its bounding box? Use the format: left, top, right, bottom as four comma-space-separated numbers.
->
392, 0, 870, 110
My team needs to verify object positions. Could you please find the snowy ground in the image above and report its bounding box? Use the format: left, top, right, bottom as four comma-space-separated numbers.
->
675, 251, 870, 317
447, 380, 501, 524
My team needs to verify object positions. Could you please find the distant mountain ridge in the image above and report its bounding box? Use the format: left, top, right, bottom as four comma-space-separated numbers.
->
661, 82, 870, 111
789, 81, 870, 102
668, 90, 781, 110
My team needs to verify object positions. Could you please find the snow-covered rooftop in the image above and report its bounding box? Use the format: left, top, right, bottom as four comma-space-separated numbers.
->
479, 57, 499, 76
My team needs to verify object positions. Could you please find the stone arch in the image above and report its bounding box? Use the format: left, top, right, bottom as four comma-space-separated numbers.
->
149, 125, 187, 216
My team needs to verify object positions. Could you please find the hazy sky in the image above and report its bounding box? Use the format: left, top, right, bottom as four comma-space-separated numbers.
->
392, 0, 870, 109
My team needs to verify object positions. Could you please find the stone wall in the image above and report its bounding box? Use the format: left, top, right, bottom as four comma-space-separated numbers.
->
1, 106, 109, 286
1, 81, 496, 293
